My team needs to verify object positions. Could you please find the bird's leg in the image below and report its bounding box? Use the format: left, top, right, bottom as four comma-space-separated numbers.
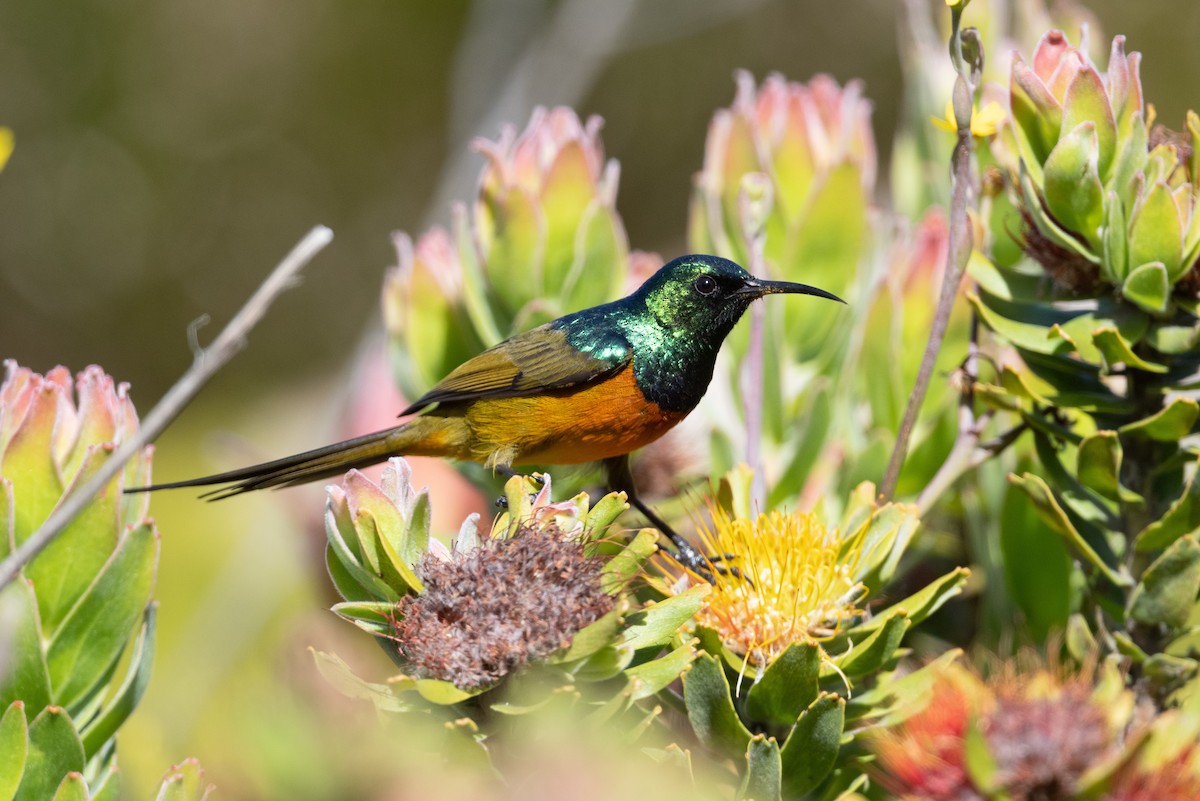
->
601, 456, 731, 579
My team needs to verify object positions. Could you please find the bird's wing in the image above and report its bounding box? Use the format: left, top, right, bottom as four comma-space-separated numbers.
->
400, 323, 630, 414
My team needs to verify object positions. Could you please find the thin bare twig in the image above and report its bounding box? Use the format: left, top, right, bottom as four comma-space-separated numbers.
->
0, 225, 334, 590
880, 7, 978, 501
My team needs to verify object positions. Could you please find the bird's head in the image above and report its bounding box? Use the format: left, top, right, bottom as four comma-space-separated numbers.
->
636, 254, 844, 339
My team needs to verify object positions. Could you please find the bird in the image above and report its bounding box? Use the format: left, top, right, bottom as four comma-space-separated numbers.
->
136, 254, 844, 571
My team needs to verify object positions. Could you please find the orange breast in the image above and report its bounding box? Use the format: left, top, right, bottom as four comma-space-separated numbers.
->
463, 363, 687, 466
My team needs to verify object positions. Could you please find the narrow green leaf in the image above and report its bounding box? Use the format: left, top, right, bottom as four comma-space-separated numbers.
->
599, 528, 657, 594
0, 579, 51, 715
309, 650, 411, 713
1062, 66, 1117, 179
844, 568, 970, 639
780, 693, 845, 798
683, 654, 752, 758
46, 523, 158, 711
737, 736, 782, 801
1120, 397, 1199, 441
745, 642, 821, 726
625, 641, 697, 701
79, 606, 156, 760
1092, 326, 1167, 373
1128, 535, 1200, 629
827, 612, 909, 679
553, 605, 623, 663
963, 714, 999, 793
1065, 614, 1098, 663
1009, 473, 1132, 587
17, 707, 84, 801
846, 650, 962, 726
1000, 484, 1073, 640
621, 585, 709, 652
88, 770, 120, 801
1101, 190, 1129, 282
0, 701, 29, 801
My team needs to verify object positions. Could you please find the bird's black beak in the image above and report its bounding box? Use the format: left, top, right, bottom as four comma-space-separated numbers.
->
737, 277, 846, 304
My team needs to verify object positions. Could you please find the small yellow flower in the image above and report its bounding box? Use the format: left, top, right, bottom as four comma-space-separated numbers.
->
931, 100, 1005, 138
0, 127, 13, 172
665, 504, 867, 668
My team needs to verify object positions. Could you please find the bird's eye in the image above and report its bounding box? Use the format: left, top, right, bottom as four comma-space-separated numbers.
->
693, 274, 718, 296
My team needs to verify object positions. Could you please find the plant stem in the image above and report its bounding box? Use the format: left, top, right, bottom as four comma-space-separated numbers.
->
880, 7, 977, 500
0, 225, 334, 589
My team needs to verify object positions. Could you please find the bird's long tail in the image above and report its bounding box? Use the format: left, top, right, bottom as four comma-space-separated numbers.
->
129, 417, 461, 500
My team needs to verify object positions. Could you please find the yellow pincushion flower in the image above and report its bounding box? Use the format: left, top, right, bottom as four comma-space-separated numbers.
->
931, 100, 1005, 138
670, 503, 868, 669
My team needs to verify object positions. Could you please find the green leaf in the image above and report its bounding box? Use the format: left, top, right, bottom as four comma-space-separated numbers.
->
1018, 168, 1101, 265
1009, 473, 1131, 587
553, 605, 623, 663
849, 502, 920, 590
1101, 190, 1129, 283
17, 707, 84, 801
625, 640, 697, 701
780, 693, 845, 798
827, 611, 909, 679
1066, 614, 1098, 663
683, 654, 752, 759
0, 580, 51, 715
1128, 535, 1200, 629
1145, 321, 1200, 354
1043, 122, 1105, 248
599, 528, 657, 594
1, 384, 65, 545
1077, 431, 1142, 504
745, 642, 821, 726
737, 736, 782, 801
1129, 182, 1185, 281
571, 643, 634, 682
1092, 326, 1167, 373
584, 491, 628, 535
621, 585, 709, 652
324, 506, 396, 602
1119, 397, 1199, 441
1122, 261, 1170, 315
330, 601, 398, 637
89, 770, 120, 801
1136, 460, 1200, 551
45, 523, 158, 711
24, 446, 122, 634
968, 292, 1071, 356
79, 606, 156, 760
846, 649, 962, 726
963, 714, 999, 794
0, 701, 28, 801
1000, 482, 1073, 640
844, 568, 970, 639
1062, 66, 1118, 180
50, 773, 88, 801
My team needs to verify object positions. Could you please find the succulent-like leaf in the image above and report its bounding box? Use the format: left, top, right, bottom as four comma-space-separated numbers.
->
1127, 535, 1200, 629
45, 522, 158, 711
826, 610, 910, 679
1043, 122, 1105, 248
1061, 65, 1117, 180
844, 567, 971, 638
0, 701, 28, 801
1135, 459, 1200, 551
779, 693, 845, 798
683, 654, 752, 759
50, 774, 87, 801
745, 642, 821, 726
17, 707, 84, 801
1092, 326, 1167, 373
1130, 182, 1185, 281
79, 605, 156, 760
737, 736, 782, 801
625, 641, 697, 701
0, 580, 51, 714
153, 758, 213, 801
1077, 431, 1141, 504
621, 585, 709, 652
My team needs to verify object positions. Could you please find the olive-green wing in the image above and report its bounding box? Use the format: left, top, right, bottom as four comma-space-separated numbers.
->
400, 323, 630, 414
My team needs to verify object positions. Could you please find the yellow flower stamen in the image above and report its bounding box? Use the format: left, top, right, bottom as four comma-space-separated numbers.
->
677, 504, 868, 668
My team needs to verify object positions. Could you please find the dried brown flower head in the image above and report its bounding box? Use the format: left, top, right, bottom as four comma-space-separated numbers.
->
393, 523, 615, 690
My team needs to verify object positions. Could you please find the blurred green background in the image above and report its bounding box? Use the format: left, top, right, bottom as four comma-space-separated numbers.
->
2, 0, 1197, 797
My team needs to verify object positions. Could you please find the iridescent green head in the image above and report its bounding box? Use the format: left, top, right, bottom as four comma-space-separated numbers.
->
636, 254, 844, 337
